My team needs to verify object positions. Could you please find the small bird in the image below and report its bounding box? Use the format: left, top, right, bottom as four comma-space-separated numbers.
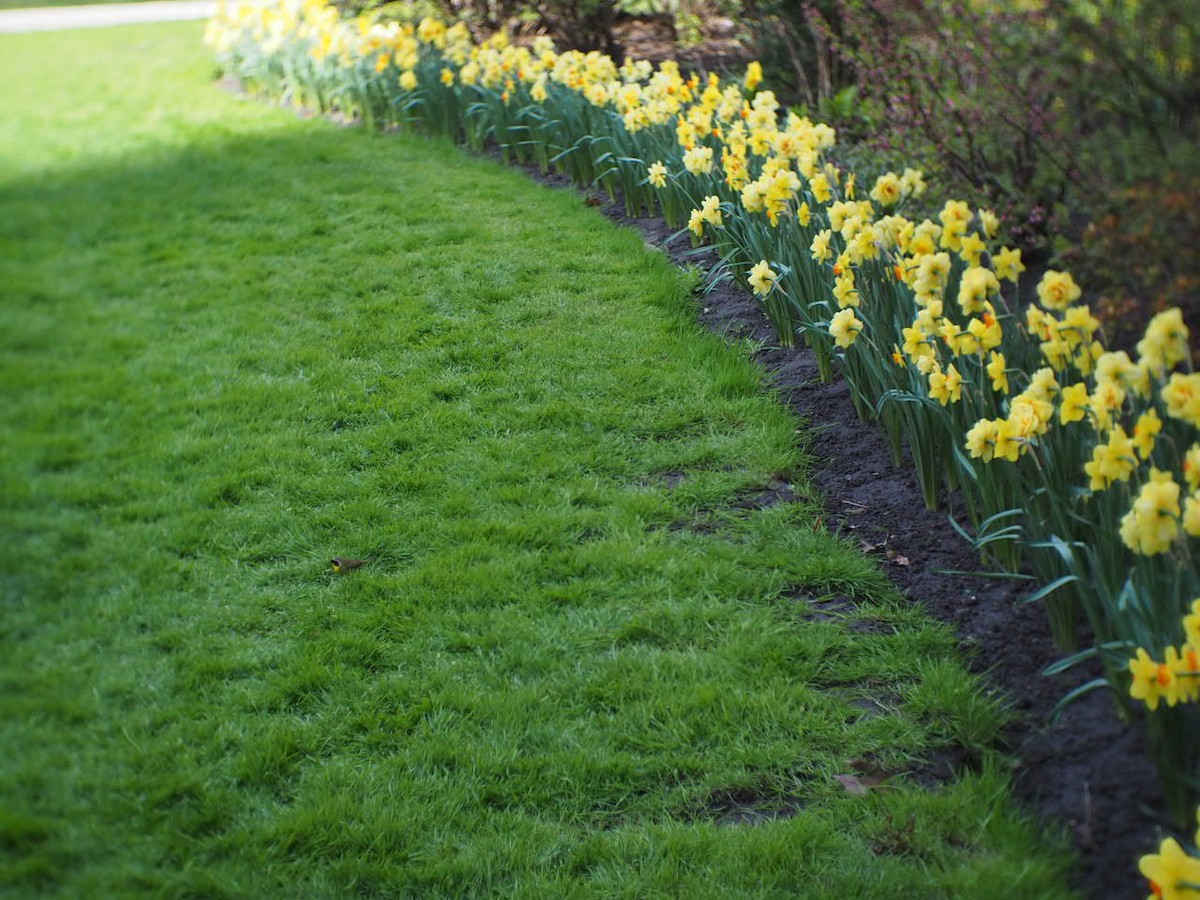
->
331, 556, 369, 574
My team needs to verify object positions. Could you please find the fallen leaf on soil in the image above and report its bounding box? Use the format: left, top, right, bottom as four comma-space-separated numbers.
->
885, 549, 910, 566
835, 763, 890, 796
834, 774, 870, 795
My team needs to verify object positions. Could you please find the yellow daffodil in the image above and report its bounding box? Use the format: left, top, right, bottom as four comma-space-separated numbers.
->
992, 246, 1025, 283
1184, 494, 1200, 538
1185, 600, 1200, 646
810, 229, 833, 264
1138, 307, 1191, 377
1132, 409, 1163, 460
966, 418, 1000, 462
992, 416, 1024, 462
939, 198, 972, 226
1172, 645, 1200, 703
940, 218, 967, 253
978, 208, 999, 239
682, 145, 714, 176
647, 161, 667, 188
1120, 468, 1181, 555
744, 60, 763, 91
1025, 367, 1060, 402
902, 320, 936, 363
1130, 648, 1178, 711
1036, 270, 1082, 311
1059, 382, 1090, 424
987, 351, 1010, 394
870, 172, 903, 208
809, 172, 832, 204
958, 231, 987, 267
958, 266, 1000, 315
968, 311, 1003, 352
1095, 350, 1141, 391
700, 195, 723, 227
748, 260, 777, 296
829, 308, 864, 349
1085, 426, 1138, 491
833, 271, 859, 309
900, 167, 927, 198
1139, 837, 1200, 900
1163, 373, 1200, 428
928, 363, 963, 405
1185, 445, 1200, 492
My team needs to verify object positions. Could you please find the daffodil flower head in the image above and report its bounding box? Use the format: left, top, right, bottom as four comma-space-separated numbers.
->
1059, 305, 1101, 348
968, 312, 1003, 352
829, 308, 864, 349
900, 167, 927, 198
992, 246, 1025, 283
939, 198, 972, 226
1095, 350, 1148, 396
870, 172, 903, 208
1184, 599, 1200, 647
1132, 408, 1163, 460
909, 219, 941, 256
1171, 644, 1200, 703
1137, 835, 1195, 897
978, 208, 999, 239
1183, 494, 1200, 538
809, 172, 832, 205
1185, 445, 1200, 493
958, 231, 987, 267
682, 145, 714, 176
966, 417, 1000, 462
1138, 307, 1190, 377
740, 178, 768, 214
1058, 382, 1090, 425
940, 218, 967, 253
700, 195, 723, 227
992, 416, 1025, 462
810, 229, 833, 264
1163, 373, 1200, 428
987, 352, 1009, 394
902, 319, 936, 363
833, 271, 859, 309
1085, 426, 1138, 491
647, 161, 668, 188
1119, 468, 1181, 555
743, 59, 764, 91
1027, 367, 1061, 402
748, 259, 777, 297
957, 266, 1000, 316
1036, 269, 1083, 311
928, 363, 963, 405
1129, 647, 1171, 711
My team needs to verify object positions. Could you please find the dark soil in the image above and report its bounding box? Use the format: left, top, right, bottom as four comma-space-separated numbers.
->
526, 170, 1165, 898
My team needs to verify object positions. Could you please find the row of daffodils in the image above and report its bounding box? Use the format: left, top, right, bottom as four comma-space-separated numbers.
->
207, 0, 1198, 886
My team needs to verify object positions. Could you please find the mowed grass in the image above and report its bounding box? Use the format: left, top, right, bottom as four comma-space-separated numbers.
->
0, 22, 1074, 899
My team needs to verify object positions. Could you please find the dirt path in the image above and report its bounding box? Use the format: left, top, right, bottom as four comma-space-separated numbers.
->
0, 0, 212, 34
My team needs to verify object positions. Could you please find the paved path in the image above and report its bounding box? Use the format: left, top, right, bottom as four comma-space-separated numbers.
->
0, 0, 214, 33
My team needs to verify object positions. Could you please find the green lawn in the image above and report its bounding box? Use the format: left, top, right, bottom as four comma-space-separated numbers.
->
0, 22, 1075, 898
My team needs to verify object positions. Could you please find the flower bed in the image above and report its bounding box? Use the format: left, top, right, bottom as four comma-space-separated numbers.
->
206, 0, 1200, 886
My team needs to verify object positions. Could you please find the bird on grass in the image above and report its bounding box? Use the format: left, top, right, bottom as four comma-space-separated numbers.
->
331, 556, 370, 574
